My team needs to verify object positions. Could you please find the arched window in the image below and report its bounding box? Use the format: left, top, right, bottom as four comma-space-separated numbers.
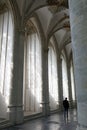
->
23, 22, 42, 115
0, 8, 13, 105
0, 4, 14, 119
48, 44, 59, 110
62, 55, 69, 99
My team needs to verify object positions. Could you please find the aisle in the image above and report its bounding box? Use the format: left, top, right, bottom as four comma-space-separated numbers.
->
3, 109, 77, 130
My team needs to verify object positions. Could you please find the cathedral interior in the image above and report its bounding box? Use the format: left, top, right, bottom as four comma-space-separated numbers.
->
0, 0, 87, 130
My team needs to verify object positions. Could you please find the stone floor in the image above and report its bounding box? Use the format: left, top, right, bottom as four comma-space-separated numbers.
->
3, 109, 77, 130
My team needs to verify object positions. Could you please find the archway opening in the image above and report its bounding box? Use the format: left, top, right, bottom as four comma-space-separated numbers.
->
0, 3, 14, 119
23, 20, 42, 116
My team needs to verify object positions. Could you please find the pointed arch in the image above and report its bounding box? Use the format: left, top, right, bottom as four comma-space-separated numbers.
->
23, 19, 43, 115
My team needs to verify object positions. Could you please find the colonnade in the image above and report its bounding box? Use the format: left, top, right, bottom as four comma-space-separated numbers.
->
0, 1, 77, 127
7, 26, 74, 123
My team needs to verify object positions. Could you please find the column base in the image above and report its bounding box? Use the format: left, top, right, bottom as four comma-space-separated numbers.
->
59, 103, 63, 111
8, 105, 24, 124
42, 102, 50, 116
15, 106, 24, 124
76, 124, 87, 130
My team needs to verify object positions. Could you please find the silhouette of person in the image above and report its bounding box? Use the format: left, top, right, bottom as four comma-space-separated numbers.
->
63, 97, 69, 119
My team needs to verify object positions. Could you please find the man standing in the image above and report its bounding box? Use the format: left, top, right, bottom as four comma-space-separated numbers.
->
63, 97, 69, 119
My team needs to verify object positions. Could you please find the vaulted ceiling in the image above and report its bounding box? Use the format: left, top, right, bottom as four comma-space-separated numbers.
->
1, 0, 72, 61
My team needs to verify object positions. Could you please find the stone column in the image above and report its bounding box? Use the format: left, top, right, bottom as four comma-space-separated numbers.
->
69, 0, 87, 129
67, 63, 73, 108
42, 48, 50, 116
72, 61, 77, 107
57, 58, 63, 110
8, 26, 25, 124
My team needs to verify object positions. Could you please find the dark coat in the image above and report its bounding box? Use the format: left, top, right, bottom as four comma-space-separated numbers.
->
63, 99, 69, 109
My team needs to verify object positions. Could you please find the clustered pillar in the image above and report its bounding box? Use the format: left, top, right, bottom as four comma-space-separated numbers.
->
69, 0, 87, 129
8, 26, 25, 124
67, 63, 73, 108
42, 48, 50, 116
58, 58, 63, 110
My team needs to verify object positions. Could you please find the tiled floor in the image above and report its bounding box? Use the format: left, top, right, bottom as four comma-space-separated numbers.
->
3, 109, 77, 130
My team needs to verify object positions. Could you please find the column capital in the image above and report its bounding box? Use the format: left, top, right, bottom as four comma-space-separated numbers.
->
43, 48, 49, 53
67, 61, 71, 68
57, 58, 62, 63
15, 26, 27, 35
